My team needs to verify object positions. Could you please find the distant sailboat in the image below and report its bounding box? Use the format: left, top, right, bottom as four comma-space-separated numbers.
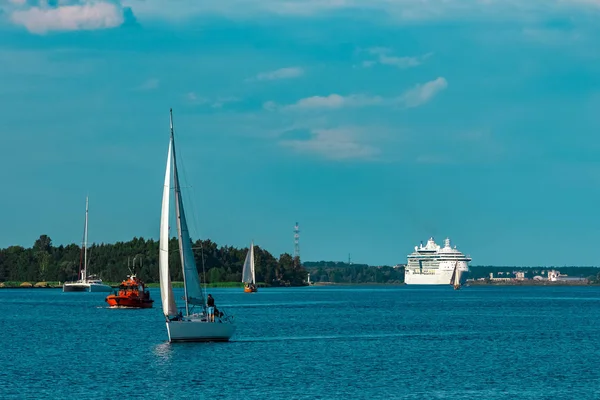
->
450, 261, 461, 290
242, 241, 257, 293
159, 108, 236, 342
63, 196, 112, 293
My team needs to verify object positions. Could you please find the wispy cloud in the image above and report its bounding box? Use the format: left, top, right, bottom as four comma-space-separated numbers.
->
186, 92, 240, 108
248, 67, 304, 82
9, 1, 128, 34
136, 78, 159, 91
283, 94, 384, 110
211, 96, 241, 108
265, 77, 448, 111
400, 77, 448, 108
361, 48, 433, 69
280, 127, 381, 161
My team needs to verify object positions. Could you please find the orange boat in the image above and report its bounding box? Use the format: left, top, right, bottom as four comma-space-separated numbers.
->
105, 275, 154, 308
244, 283, 257, 293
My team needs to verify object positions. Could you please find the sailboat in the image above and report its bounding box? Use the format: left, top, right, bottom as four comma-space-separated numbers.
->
159, 108, 236, 343
450, 261, 461, 290
63, 196, 112, 293
242, 241, 257, 293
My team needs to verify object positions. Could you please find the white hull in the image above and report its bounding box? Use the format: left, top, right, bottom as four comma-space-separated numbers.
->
405, 268, 469, 285
166, 319, 236, 342
63, 283, 89, 292
63, 282, 113, 292
88, 283, 113, 292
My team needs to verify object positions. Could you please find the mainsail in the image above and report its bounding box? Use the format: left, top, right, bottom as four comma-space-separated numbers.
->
170, 111, 205, 309
159, 139, 178, 318
241, 242, 255, 284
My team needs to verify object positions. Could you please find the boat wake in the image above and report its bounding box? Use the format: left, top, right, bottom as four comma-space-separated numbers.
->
234, 332, 417, 343
224, 300, 346, 308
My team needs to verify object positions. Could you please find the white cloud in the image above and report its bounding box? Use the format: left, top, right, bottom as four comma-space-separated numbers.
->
280, 127, 380, 160
136, 78, 159, 90
10, 1, 125, 34
186, 92, 209, 104
270, 94, 383, 111
185, 92, 240, 108
399, 77, 448, 108
211, 96, 241, 108
362, 48, 433, 69
265, 77, 447, 111
249, 67, 304, 82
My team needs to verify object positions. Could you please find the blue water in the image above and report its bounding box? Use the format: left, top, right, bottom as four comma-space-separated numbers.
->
1, 285, 600, 399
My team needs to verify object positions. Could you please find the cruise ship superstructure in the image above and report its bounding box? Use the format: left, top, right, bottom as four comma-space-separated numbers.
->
405, 237, 471, 285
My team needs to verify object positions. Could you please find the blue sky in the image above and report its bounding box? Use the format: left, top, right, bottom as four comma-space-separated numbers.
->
1, 0, 600, 266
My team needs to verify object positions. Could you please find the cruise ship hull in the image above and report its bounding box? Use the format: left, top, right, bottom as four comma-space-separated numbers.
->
404, 269, 468, 285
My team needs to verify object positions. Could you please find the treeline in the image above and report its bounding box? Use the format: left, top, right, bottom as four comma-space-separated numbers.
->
303, 263, 600, 284
0, 235, 308, 286
304, 261, 403, 284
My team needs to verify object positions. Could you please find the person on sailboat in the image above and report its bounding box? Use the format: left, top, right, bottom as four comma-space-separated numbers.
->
207, 294, 215, 322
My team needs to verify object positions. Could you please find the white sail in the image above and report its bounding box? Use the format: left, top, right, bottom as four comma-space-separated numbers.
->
251, 242, 255, 284
451, 261, 461, 287
241, 242, 255, 284
159, 139, 178, 317
170, 111, 204, 310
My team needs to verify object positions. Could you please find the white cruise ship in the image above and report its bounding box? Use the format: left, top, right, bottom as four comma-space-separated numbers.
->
405, 237, 471, 285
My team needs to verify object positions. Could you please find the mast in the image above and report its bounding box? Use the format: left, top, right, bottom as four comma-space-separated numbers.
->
83, 196, 89, 281
170, 108, 205, 315
170, 109, 190, 317
251, 241, 255, 285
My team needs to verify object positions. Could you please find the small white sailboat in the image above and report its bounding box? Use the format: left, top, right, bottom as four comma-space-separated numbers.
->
242, 241, 257, 293
63, 196, 112, 293
159, 108, 236, 343
450, 261, 461, 290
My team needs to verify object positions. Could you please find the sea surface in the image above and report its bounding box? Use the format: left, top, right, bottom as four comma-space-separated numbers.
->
1, 285, 600, 399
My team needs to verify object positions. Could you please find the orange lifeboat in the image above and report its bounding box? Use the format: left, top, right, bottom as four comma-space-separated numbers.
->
105, 275, 154, 308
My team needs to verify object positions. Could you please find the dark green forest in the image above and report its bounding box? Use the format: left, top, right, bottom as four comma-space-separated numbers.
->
303, 261, 403, 284
0, 235, 307, 286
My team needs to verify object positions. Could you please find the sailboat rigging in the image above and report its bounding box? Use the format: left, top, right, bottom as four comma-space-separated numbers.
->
63, 196, 112, 293
159, 108, 236, 342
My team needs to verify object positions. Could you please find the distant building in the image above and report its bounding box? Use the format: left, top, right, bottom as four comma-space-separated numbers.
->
547, 269, 587, 282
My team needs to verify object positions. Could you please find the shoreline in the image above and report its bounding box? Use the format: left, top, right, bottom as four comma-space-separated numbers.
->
466, 280, 595, 286
2, 281, 597, 289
